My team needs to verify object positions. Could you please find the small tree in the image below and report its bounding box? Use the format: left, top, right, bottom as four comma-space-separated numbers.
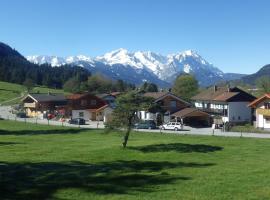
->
106, 91, 154, 148
256, 76, 270, 94
23, 78, 34, 92
172, 74, 198, 101
141, 82, 158, 92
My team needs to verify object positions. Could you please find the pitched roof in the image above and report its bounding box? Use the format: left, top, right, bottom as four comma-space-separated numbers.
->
248, 93, 270, 108
213, 92, 239, 101
88, 104, 110, 112
67, 93, 89, 100
96, 93, 110, 99
28, 93, 66, 102
172, 107, 210, 118
143, 92, 190, 105
191, 86, 230, 101
192, 86, 255, 102
143, 92, 168, 99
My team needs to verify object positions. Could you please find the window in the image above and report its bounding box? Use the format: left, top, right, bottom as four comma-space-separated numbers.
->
81, 100, 87, 106
238, 116, 241, 120
90, 100, 97, 105
170, 101, 176, 108
264, 102, 270, 109
224, 109, 228, 116
79, 112, 84, 117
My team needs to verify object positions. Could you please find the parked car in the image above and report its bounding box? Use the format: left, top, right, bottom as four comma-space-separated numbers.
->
16, 112, 27, 118
68, 118, 86, 125
134, 120, 156, 129
160, 122, 183, 131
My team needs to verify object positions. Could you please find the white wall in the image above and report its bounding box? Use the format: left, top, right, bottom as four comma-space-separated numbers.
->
103, 107, 113, 122
256, 114, 270, 128
138, 111, 155, 120
72, 110, 90, 121
228, 102, 251, 122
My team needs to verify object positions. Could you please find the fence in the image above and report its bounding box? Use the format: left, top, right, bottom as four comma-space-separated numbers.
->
0, 114, 104, 129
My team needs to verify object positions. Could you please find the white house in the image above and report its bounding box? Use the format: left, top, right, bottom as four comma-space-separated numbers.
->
248, 94, 270, 129
192, 86, 256, 124
137, 92, 191, 123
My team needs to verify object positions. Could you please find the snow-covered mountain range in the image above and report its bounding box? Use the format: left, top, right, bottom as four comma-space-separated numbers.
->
27, 49, 245, 87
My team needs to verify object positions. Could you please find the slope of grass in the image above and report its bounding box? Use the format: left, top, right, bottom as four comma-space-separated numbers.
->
1, 120, 270, 200
0, 81, 68, 105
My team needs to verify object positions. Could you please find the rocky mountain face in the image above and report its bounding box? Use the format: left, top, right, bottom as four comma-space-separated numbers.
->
27, 49, 245, 87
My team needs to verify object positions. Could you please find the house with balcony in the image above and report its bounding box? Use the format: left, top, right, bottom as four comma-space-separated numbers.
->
66, 93, 113, 122
248, 93, 270, 129
137, 92, 191, 123
22, 93, 67, 118
191, 86, 256, 124
96, 93, 116, 108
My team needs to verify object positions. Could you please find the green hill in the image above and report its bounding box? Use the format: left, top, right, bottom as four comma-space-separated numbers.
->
241, 64, 270, 84
0, 81, 68, 105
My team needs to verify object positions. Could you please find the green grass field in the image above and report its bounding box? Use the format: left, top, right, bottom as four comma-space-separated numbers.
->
1, 120, 270, 200
0, 81, 68, 105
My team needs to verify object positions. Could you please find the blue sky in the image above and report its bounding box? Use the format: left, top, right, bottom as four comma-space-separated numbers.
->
1, 0, 270, 74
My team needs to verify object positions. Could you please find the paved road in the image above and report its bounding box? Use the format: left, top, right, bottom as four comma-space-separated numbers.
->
1, 106, 270, 139
0, 106, 105, 129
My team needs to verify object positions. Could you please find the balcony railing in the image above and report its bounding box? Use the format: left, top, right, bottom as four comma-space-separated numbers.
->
257, 108, 270, 116
24, 102, 36, 108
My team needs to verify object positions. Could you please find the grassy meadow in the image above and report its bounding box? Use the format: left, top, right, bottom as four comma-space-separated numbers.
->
0, 81, 68, 105
1, 120, 270, 199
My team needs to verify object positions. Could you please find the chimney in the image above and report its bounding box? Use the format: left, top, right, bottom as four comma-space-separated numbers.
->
227, 84, 230, 92
214, 85, 217, 92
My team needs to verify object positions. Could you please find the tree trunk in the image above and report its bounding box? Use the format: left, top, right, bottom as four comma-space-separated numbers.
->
122, 128, 130, 148
122, 117, 132, 148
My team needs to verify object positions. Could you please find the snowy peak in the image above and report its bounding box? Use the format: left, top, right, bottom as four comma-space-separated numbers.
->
27, 55, 94, 67
26, 55, 66, 66
26, 49, 244, 86
96, 48, 140, 67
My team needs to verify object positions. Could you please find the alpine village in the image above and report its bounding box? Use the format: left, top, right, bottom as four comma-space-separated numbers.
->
1, 1, 270, 199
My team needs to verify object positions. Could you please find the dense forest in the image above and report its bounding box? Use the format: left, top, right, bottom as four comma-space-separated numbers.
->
0, 42, 136, 92
0, 42, 92, 89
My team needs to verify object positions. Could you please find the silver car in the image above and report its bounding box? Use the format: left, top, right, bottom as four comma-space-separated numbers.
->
160, 122, 183, 131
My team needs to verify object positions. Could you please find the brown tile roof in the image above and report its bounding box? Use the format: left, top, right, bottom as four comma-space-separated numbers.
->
172, 108, 210, 118
192, 86, 255, 102
67, 93, 89, 100
143, 92, 191, 106
248, 93, 270, 108
213, 92, 239, 101
143, 92, 168, 99
191, 86, 230, 101
28, 93, 66, 102
88, 104, 109, 112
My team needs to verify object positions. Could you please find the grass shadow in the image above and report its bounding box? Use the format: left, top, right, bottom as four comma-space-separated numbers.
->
0, 128, 90, 136
0, 160, 215, 199
0, 142, 23, 146
129, 143, 223, 153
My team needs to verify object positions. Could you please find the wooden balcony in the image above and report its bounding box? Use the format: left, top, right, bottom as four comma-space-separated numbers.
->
24, 102, 36, 108
257, 108, 270, 116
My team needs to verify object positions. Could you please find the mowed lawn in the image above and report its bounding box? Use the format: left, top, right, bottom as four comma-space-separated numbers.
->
0, 120, 270, 200
0, 81, 68, 104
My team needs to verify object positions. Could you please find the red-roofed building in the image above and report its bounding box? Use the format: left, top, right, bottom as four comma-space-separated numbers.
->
66, 93, 113, 122
248, 93, 270, 129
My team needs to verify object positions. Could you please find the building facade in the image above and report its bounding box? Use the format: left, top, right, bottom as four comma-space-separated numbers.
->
192, 86, 256, 124
249, 94, 270, 129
